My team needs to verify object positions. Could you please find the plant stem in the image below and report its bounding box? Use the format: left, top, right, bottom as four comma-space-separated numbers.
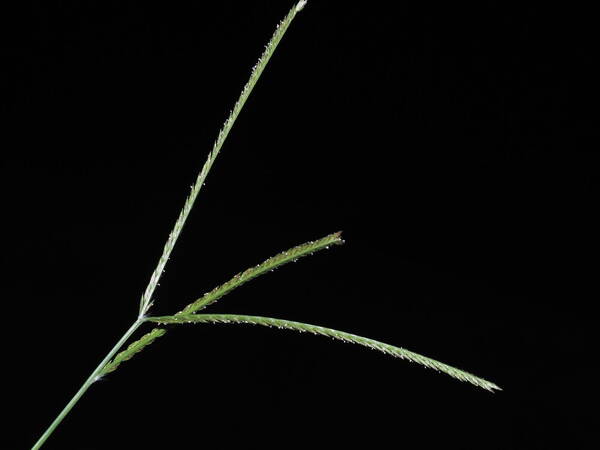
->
32, 319, 144, 450
33, 3, 307, 447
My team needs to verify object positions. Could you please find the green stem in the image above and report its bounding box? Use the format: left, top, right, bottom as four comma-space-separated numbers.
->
32, 319, 144, 450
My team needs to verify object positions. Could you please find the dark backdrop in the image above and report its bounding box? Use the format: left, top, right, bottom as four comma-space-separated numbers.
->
2, 1, 597, 448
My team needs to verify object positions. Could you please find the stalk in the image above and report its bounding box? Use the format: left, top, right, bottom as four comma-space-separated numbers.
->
32, 319, 144, 450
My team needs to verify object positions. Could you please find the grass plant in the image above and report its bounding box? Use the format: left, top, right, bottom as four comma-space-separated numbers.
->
32, 2, 499, 448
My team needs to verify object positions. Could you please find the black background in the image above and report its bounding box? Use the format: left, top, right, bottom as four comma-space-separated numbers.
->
2, 1, 597, 448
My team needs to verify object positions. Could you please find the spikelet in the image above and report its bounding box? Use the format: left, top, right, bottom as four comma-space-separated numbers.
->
101, 328, 167, 375
181, 231, 344, 314
104, 232, 341, 373
148, 314, 501, 392
138, 1, 307, 317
